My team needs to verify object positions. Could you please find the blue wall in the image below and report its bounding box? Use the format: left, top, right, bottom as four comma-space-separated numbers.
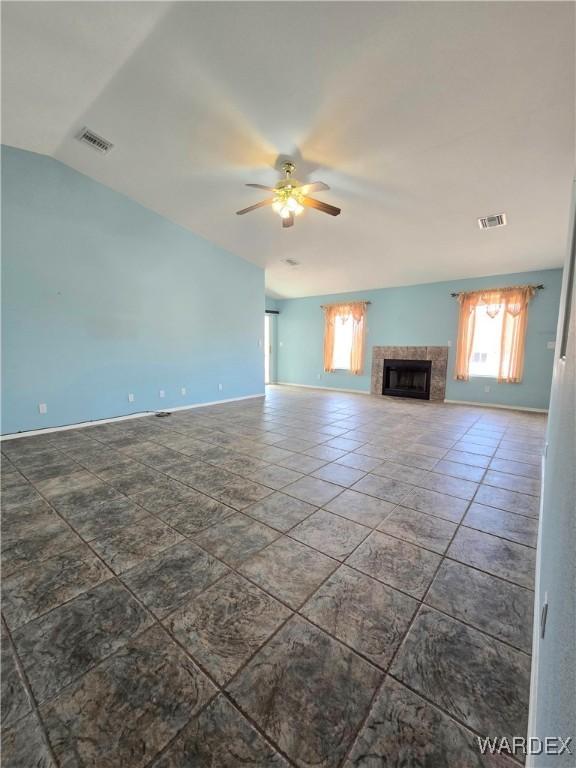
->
1, 145, 264, 434
275, 269, 563, 410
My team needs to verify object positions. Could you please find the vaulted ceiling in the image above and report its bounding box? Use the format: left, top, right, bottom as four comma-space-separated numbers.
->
2, 1, 574, 297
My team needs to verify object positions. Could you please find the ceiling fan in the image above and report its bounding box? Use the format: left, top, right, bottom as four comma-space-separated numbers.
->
236, 162, 341, 228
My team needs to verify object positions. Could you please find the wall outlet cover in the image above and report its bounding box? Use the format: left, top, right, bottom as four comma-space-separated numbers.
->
547, 340, 556, 349
484, 385, 491, 393
38, 403, 47, 414
181, 387, 187, 396
218, 383, 223, 391
128, 393, 135, 402
159, 390, 165, 398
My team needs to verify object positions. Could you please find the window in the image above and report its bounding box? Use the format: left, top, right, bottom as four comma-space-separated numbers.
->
454, 286, 536, 383
468, 303, 504, 377
332, 314, 354, 370
323, 302, 368, 375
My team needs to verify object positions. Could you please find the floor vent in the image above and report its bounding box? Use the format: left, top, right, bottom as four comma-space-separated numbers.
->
76, 127, 114, 154
478, 213, 507, 229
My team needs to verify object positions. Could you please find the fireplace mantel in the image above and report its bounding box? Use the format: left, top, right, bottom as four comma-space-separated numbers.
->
370, 346, 449, 401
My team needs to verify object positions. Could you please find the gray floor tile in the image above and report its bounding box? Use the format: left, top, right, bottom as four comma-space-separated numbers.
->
433, 458, 486, 482
448, 527, 536, 588
41, 625, 215, 768
323, 489, 395, 528
312, 462, 366, 487
63, 497, 149, 540
243, 492, 316, 532
416, 472, 478, 500
13, 579, 152, 702
391, 606, 531, 745
2, 544, 111, 631
347, 531, 441, 598
378, 506, 457, 553
121, 541, 229, 618
166, 573, 290, 684
464, 502, 538, 547
482, 469, 540, 497
239, 536, 338, 608
150, 695, 288, 767
276, 453, 328, 473
401, 486, 470, 523
351, 474, 413, 504
192, 513, 279, 566
371, 460, 429, 486
227, 616, 381, 767
247, 465, 304, 490
129, 478, 197, 512
283, 475, 343, 506
335, 452, 383, 471
1, 627, 31, 728
301, 566, 418, 667
345, 677, 515, 768
2, 500, 81, 577
90, 515, 184, 574
444, 449, 491, 468
489, 457, 541, 479
156, 492, 236, 535
1, 710, 55, 768
426, 560, 534, 652
290, 509, 370, 560
215, 477, 274, 509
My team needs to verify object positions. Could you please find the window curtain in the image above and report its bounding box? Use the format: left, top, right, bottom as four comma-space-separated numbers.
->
454, 286, 536, 383
323, 302, 367, 375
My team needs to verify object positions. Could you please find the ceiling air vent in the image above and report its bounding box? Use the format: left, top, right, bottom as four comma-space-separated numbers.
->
478, 213, 507, 230
282, 258, 300, 267
76, 127, 114, 154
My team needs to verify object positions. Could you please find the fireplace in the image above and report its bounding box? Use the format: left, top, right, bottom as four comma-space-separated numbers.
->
383, 358, 432, 400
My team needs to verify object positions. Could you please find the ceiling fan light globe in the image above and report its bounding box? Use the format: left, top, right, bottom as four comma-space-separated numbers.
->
279, 207, 291, 219
272, 200, 283, 213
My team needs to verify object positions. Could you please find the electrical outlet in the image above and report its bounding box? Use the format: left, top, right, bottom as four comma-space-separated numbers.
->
159, 390, 165, 398
447, 340, 452, 347
317, 373, 322, 380
128, 393, 135, 403
181, 387, 186, 396
38, 403, 47, 414
484, 385, 491, 393
218, 383, 223, 392
258, 339, 262, 348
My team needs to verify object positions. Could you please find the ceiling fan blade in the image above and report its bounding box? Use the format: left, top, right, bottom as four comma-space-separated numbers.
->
236, 198, 274, 215
282, 213, 294, 228
299, 181, 330, 195
301, 196, 341, 216
245, 183, 276, 192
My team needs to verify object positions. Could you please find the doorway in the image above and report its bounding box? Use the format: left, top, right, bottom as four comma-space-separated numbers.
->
264, 314, 271, 384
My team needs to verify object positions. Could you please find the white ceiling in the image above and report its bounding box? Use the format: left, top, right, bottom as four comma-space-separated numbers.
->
2, 1, 574, 298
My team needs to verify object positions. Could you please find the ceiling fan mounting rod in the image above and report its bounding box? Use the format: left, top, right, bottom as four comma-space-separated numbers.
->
282, 161, 295, 178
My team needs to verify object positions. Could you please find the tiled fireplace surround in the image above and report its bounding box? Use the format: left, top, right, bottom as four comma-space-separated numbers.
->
371, 346, 449, 401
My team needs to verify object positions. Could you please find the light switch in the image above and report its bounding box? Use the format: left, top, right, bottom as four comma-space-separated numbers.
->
547, 341, 556, 349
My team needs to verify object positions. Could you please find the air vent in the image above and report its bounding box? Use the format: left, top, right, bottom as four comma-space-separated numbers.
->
282, 258, 300, 267
76, 127, 114, 154
478, 213, 507, 230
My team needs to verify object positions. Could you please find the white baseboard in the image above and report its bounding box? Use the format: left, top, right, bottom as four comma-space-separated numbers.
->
443, 399, 548, 413
274, 382, 371, 395
0, 393, 266, 440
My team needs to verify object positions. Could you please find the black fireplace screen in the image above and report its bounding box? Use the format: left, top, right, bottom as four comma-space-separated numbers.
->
383, 359, 432, 400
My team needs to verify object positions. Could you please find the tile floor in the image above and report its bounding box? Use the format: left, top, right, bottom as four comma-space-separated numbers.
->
1, 385, 543, 767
